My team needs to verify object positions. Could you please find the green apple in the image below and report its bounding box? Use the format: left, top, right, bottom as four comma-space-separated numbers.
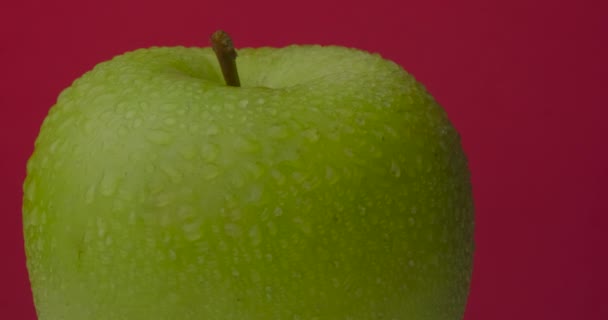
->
23, 31, 474, 320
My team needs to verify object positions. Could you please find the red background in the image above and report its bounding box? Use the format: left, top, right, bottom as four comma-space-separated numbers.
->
2, 0, 607, 319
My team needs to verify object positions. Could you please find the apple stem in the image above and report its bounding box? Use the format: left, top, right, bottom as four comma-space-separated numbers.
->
211, 30, 241, 87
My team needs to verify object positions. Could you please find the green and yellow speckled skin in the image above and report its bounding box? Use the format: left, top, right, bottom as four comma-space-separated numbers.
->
23, 45, 474, 319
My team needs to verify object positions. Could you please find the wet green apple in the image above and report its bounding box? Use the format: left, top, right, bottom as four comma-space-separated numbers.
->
23, 31, 474, 319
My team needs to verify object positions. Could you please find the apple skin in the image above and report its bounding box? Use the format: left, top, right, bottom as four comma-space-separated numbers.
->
23, 45, 474, 319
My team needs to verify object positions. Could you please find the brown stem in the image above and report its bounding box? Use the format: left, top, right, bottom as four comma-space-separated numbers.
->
211, 30, 241, 87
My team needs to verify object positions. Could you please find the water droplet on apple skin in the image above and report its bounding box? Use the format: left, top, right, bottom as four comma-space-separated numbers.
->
247, 185, 263, 203
248, 225, 261, 246
205, 125, 219, 136
224, 223, 242, 237
160, 164, 183, 184
302, 128, 319, 142
239, 99, 249, 108
182, 220, 203, 242
85, 183, 96, 204
200, 143, 218, 162
271, 170, 286, 185
268, 125, 288, 139
390, 160, 401, 178
100, 172, 119, 196
266, 221, 277, 236
145, 130, 173, 145
154, 192, 175, 208
24, 180, 36, 202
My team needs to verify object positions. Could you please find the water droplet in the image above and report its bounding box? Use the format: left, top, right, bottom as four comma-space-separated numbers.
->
239, 99, 249, 108
231, 174, 245, 188
355, 288, 363, 297
39, 155, 49, 168
248, 185, 263, 202
274, 207, 283, 217
160, 164, 182, 184
268, 125, 288, 139
128, 211, 136, 225
224, 223, 242, 237
302, 128, 319, 142
325, 166, 338, 184
154, 193, 174, 207
234, 136, 255, 152
293, 217, 311, 234
408, 217, 415, 226
271, 170, 285, 185
205, 125, 219, 136
369, 145, 383, 158
169, 250, 177, 260
133, 119, 143, 128
244, 162, 263, 179
384, 125, 398, 138
161, 103, 177, 111
49, 140, 60, 154
358, 205, 367, 216
164, 118, 176, 125
85, 183, 96, 204
100, 172, 119, 196
179, 146, 196, 160
24, 207, 38, 227
249, 225, 261, 246
228, 208, 242, 221
200, 143, 218, 162
203, 164, 220, 180
125, 111, 136, 119
183, 220, 202, 241
267, 221, 277, 235
178, 206, 194, 220
97, 218, 106, 237
390, 160, 401, 178
24, 180, 36, 201
332, 278, 340, 288
251, 271, 261, 282
146, 130, 172, 145
84, 120, 95, 134
188, 123, 201, 134
291, 172, 304, 182
159, 212, 172, 227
